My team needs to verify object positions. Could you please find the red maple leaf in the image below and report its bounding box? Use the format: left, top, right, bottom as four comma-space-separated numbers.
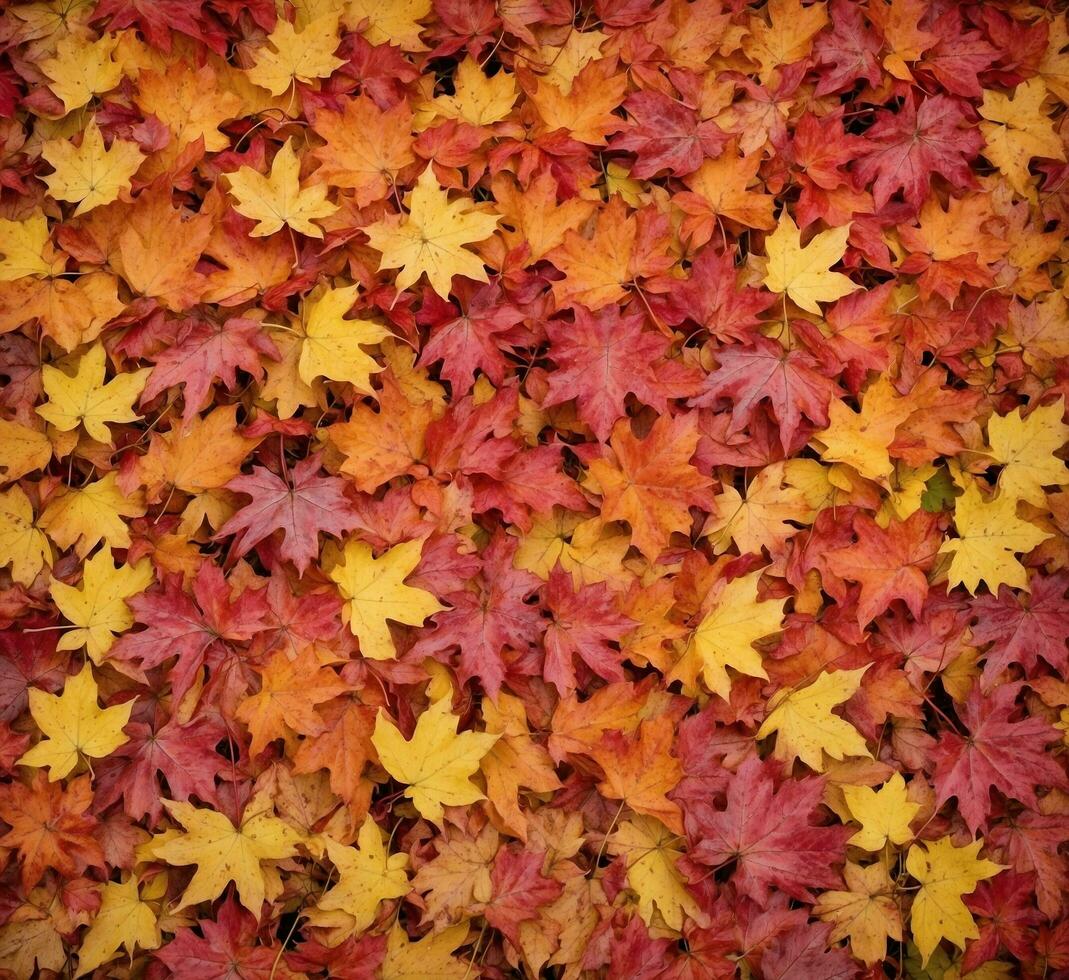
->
140, 314, 279, 421
691, 337, 842, 450
215, 455, 362, 575
484, 847, 563, 947
543, 568, 635, 696
610, 91, 727, 178
963, 871, 1043, 973
853, 93, 983, 213
684, 757, 849, 906
932, 682, 1069, 834
969, 572, 1069, 689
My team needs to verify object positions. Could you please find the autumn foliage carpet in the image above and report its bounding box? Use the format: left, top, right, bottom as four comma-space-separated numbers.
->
1, 0, 1069, 977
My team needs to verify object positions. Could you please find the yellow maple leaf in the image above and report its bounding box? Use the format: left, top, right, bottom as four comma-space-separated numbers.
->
364, 167, 500, 298
536, 29, 608, 94
371, 697, 499, 825
980, 79, 1066, 200
39, 472, 145, 558
40, 32, 122, 113
50, 550, 153, 664
246, 12, 345, 96
345, 0, 431, 52
756, 667, 871, 771
422, 57, 517, 127
76, 877, 159, 977
154, 797, 303, 915
42, 118, 143, 216
329, 537, 445, 660
36, 343, 150, 445
986, 398, 1069, 507
0, 213, 65, 281
843, 773, 921, 851
0, 419, 51, 482
227, 139, 338, 238
609, 815, 703, 932
670, 569, 785, 699
906, 837, 1004, 965
939, 481, 1053, 594
0, 485, 51, 587
297, 284, 390, 390
762, 212, 859, 314
309, 817, 410, 936
17, 664, 133, 780
814, 860, 902, 967
816, 377, 913, 485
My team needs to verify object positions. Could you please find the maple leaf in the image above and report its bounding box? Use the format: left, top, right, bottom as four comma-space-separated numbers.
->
543, 568, 635, 696
762, 212, 859, 314
0, 486, 51, 586
216, 455, 362, 574
825, 510, 942, 627
17, 664, 133, 781
363, 167, 500, 298
37, 343, 150, 445
670, 568, 785, 699
756, 668, 871, 771
906, 837, 1003, 965
970, 571, 1069, 687
330, 537, 444, 660
591, 716, 685, 834
842, 773, 921, 851
227, 139, 338, 238
371, 698, 499, 825
139, 313, 280, 421
312, 95, 416, 206
411, 821, 497, 926
247, 12, 344, 95
236, 647, 348, 757
588, 413, 712, 562
814, 860, 901, 967
931, 682, 1069, 834
939, 481, 1052, 595
687, 756, 850, 905
49, 550, 154, 663
0, 213, 65, 281
985, 398, 1069, 507
379, 923, 471, 980
296, 283, 391, 391
76, 877, 160, 977
854, 93, 983, 212
611, 90, 726, 178
979, 78, 1066, 199
0, 772, 104, 890
310, 817, 410, 935
609, 815, 704, 932
40, 33, 122, 113
424, 56, 517, 126
41, 118, 143, 216
154, 796, 303, 915
691, 337, 842, 449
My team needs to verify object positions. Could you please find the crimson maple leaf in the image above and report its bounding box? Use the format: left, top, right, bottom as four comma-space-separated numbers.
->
111, 562, 270, 700
932, 682, 1069, 834
484, 847, 563, 947
988, 809, 1069, 919
684, 756, 849, 906
853, 93, 983, 213
610, 91, 727, 178
215, 455, 362, 575
543, 568, 635, 696
760, 922, 858, 980
92, 0, 228, 53
542, 306, 691, 442
415, 532, 545, 697
970, 572, 1069, 689
418, 281, 526, 394
140, 314, 279, 421
95, 712, 224, 825
963, 871, 1043, 973
0, 626, 65, 722
155, 899, 304, 978
691, 337, 842, 450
